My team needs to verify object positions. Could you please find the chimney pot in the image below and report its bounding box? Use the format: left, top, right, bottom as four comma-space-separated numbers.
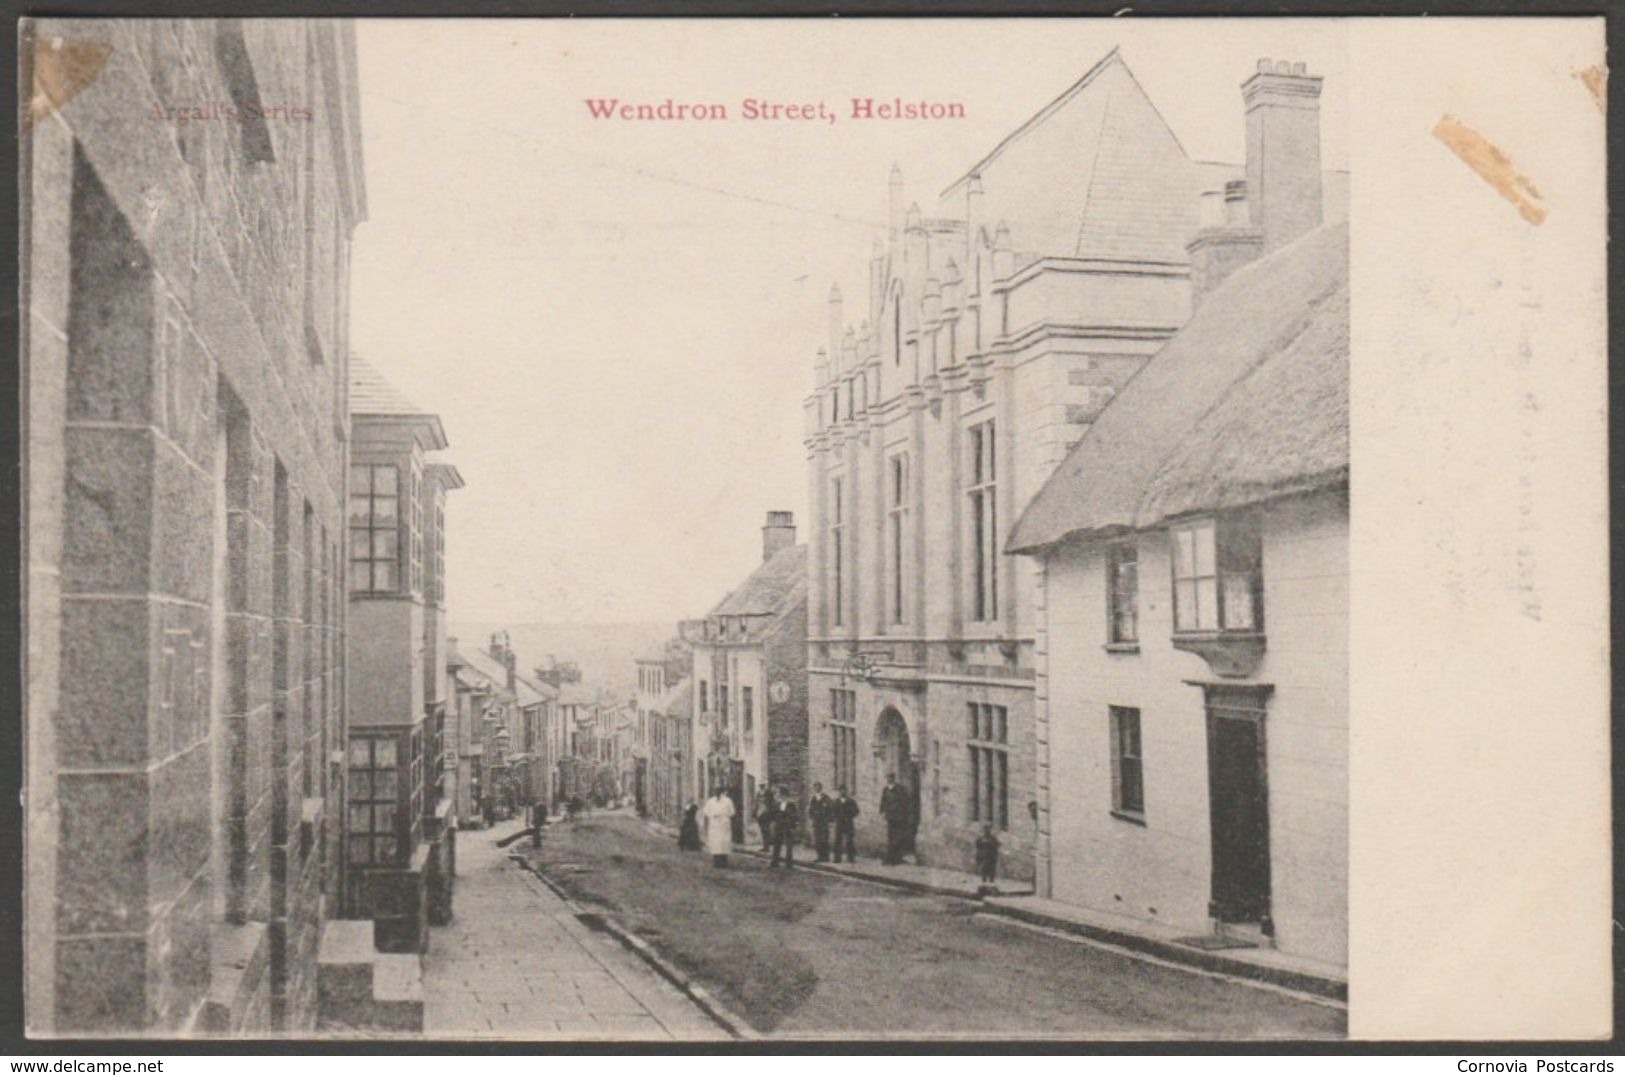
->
1274, 59, 1292, 75
1292, 61, 1307, 75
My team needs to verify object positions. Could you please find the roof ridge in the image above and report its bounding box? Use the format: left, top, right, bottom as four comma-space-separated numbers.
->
941, 46, 1124, 198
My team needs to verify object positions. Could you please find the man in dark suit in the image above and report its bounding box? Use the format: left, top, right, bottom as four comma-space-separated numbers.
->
832, 785, 859, 863
880, 772, 910, 865
807, 782, 833, 862
755, 786, 778, 851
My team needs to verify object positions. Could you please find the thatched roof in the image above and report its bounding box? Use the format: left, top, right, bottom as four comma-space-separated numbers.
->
1008, 221, 1348, 553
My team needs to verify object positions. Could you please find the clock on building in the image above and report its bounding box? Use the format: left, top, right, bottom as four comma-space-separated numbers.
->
770, 680, 791, 704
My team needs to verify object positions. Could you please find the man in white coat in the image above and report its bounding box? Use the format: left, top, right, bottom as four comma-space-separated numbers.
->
702, 786, 736, 867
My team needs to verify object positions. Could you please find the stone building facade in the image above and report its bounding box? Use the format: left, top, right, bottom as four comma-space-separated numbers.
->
23, 19, 365, 1034
802, 49, 1348, 881
686, 514, 808, 825
1009, 61, 1347, 969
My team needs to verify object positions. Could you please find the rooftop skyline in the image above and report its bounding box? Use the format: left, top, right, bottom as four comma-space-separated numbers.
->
348, 19, 1348, 625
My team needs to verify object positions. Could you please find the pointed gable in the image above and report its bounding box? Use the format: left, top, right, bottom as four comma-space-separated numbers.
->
940, 49, 1200, 264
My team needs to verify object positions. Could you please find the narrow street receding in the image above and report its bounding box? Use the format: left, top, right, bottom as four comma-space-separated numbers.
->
522, 813, 1345, 1039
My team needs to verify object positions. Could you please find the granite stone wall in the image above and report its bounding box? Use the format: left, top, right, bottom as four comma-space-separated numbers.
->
24, 18, 364, 1036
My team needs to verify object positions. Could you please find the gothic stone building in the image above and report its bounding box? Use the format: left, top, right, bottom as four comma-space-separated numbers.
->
23, 19, 365, 1034
802, 48, 1346, 881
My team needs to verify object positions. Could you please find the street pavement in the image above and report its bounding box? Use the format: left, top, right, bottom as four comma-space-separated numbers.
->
525, 813, 1347, 1040
421, 818, 730, 1040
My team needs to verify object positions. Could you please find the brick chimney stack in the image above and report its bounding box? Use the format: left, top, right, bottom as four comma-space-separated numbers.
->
1243, 58, 1324, 252
762, 511, 796, 563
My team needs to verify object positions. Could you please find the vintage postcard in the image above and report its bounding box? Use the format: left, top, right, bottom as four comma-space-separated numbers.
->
18, 16, 1608, 1044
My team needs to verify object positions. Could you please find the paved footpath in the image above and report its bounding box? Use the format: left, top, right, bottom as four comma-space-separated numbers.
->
422, 819, 730, 1040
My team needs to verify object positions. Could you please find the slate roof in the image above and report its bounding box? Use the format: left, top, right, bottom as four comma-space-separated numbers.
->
555, 684, 602, 708
349, 355, 448, 448
708, 544, 808, 621
664, 678, 693, 721
1008, 221, 1348, 552
939, 49, 1201, 265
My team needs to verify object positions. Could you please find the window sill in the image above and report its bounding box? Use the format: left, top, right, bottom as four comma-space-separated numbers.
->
1110, 810, 1147, 827
1170, 630, 1266, 678
1103, 642, 1140, 654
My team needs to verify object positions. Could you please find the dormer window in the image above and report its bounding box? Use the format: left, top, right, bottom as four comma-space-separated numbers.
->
1170, 514, 1266, 678
1171, 515, 1262, 634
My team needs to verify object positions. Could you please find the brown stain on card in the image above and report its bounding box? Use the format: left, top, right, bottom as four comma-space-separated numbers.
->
1432, 114, 1547, 226
27, 36, 112, 134
1575, 65, 1606, 114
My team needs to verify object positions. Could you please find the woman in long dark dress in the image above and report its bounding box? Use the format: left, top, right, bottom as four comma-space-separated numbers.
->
678, 801, 702, 851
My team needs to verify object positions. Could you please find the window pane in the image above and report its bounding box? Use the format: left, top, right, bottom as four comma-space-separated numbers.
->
371, 465, 398, 496
373, 562, 397, 591
348, 838, 371, 865
1197, 578, 1220, 630
1175, 580, 1197, 631
374, 803, 396, 833
372, 530, 399, 560
349, 528, 371, 559
995, 708, 1007, 743
348, 496, 370, 529
1222, 573, 1256, 630
374, 770, 397, 798
1174, 528, 1195, 578
1123, 759, 1143, 814
374, 836, 397, 863
1219, 520, 1261, 572
349, 804, 372, 832
350, 465, 372, 494
372, 495, 398, 529
968, 748, 981, 820
996, 751, 1008, 828
349, 771, 371, 798
1194, 523, 1216, 576
348, 738, 372, 767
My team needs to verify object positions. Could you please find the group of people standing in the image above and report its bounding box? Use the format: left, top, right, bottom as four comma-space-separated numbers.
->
674, 780, 885, 870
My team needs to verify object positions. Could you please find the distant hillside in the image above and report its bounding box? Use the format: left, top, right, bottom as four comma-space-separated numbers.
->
450, 621, 677, 700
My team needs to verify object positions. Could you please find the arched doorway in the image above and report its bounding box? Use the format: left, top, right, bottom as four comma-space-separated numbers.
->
875, 707, 922, 856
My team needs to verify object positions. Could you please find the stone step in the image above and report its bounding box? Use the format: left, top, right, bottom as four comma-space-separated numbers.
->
316, 920, 425, 1034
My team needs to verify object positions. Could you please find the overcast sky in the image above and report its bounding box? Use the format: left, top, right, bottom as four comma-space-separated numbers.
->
349, 19, 1348, 627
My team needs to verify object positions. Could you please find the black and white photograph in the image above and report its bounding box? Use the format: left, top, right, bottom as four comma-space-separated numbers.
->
16, 14, 1608, 1047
